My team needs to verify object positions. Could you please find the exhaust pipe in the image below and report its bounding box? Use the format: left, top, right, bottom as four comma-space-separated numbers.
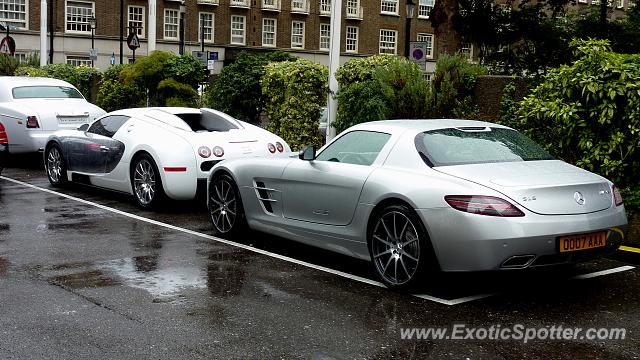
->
501, 255, 536, 269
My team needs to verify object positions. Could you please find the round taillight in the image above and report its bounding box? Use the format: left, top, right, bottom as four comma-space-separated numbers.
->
212, 146, 224, 157
268, 143, 276, 153
198, 146, 211, 158
275, 142, 284, 152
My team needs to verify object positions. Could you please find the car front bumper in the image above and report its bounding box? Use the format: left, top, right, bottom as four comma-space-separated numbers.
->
417, 206, 628, 272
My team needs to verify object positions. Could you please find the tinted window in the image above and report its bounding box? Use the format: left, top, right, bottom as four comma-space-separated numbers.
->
176, 110, 240, 132
12, 86, 84, 99
416, 127, 554, 167
316, 130, 391, 166
88, 116, 129, 138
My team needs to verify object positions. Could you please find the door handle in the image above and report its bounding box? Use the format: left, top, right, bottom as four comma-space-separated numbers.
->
99, 145, 109, 152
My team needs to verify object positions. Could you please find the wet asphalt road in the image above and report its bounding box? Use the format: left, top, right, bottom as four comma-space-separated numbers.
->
0, 157, 639, 359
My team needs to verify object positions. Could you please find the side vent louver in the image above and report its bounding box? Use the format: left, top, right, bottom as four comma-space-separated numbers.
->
255, 181, 275, 213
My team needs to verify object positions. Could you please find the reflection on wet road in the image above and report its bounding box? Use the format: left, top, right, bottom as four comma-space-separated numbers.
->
1, 165, 639, 359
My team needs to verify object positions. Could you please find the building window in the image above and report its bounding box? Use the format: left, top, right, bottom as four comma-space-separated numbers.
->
591, 0, 600, 5
262, 18, 276, 47
319, 24, 331, 51
418, 0, 434, 18
291, 21, 305, 48
346, 26, 358, 53
66, 1, 94, 33
128, 5, 145, 38
616, 0, 624, 7
199, 12, 214, 42
417, 33, 434, 58
320, 0, 331, 13
347, 0, 361, 16
379, 29, 397, 54
231, 15, 246, 45
164, 9, 179, 39
0, 0, 27, 29
461, 42, 473, 60
66, 55, 92, 67
578, 0, 587, 3
263, 0, 278, 8
292, 0, 306, 12
381, 0, 398, 14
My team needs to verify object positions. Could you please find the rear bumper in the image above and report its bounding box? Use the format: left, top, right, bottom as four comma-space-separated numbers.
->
418, 206, 628, 272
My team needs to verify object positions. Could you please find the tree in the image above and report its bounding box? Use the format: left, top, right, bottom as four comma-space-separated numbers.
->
431, 0, 463, 55
204, 51, 295, 124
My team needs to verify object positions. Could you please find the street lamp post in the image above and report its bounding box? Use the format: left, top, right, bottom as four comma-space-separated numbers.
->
179, 1, 186, 55
405, 0, 415, 58
89, 15, 97, 67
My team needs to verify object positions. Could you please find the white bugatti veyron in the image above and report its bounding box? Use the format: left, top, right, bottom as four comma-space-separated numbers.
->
44, 107, 291, 208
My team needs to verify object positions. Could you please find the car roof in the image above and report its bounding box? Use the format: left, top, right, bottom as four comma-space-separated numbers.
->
0, 76, 76, 88
347, 119, 511, 136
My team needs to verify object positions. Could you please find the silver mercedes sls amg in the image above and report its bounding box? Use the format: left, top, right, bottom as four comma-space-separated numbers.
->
206, 119, 628, 289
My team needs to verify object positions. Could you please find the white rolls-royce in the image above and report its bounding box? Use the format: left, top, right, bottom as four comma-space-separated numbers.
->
0, 76, 106, 154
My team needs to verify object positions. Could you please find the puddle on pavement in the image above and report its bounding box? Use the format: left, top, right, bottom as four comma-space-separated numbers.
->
50, 270, 120, 288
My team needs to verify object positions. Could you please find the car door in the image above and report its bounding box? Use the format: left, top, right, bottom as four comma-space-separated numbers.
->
67, 115, 128, 174
281, 130, 392, 226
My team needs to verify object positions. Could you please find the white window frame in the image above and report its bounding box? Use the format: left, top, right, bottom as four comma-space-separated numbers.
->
319, 23, 330, 51
320, 0, 331, 13
380, 0, 398, 15
379, 29, 397, 54
616, 0, 624, 7
262, 18, 277, 47
291, 20, 305, 49
0, 0, 28, 30
128, 5, 145, 38
231, 15, 246, 45
345, 26, 359, 53
417, 33, 434, 59
66, 55, 92, 67
198, 12, 214, 43
65, 0, 94, 34
461, 42, 473, 60
578, 0, 588, 3
164, 9, 179, 39
418, 0, 434, 18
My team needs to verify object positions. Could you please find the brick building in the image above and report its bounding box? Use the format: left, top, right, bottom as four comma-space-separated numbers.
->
0, 0, 631, 72
1, 0, 444, 72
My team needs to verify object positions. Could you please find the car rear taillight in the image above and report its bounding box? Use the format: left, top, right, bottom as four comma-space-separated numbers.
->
612, 185, 623, 206
0, 123, 7, 145
275, 142, 284, 153
268, 143, 276, 153
198, 146, 211, 158
212, 146, 224, 157
26, 116, 40, 129
445, 195, 525, 217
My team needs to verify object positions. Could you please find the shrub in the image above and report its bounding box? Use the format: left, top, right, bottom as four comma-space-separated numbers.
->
335, 54, 398, 86
431, 53, 487, 119
0, 54, 20, 76
14, 63, 101, 100
261, 59, 328, 150
515, 39, 640, 189
96, 64, 145, 111
334, 80, 389, 133
204, 51, 295, 124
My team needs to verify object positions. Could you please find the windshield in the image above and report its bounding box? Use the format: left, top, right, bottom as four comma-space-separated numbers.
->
175, 111, 241, 132
12, 86, 84, 99
415, 127, 554, 166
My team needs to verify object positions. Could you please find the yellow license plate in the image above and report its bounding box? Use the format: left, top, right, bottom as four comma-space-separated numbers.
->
558, 232, 607, 253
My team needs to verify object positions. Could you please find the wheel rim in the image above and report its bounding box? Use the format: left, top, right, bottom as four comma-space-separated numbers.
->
371, 211, 421, 286
133, 159, 156, 205
47, 147, 62, 183
209, 178, 237, 233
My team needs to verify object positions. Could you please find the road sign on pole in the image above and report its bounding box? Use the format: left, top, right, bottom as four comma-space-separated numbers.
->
409, 41, 428, 69
127, 32, 140, 51
89, 48, 97, 60
0, 35, 15, 56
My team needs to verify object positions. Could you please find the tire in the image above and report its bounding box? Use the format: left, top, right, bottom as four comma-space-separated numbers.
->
208, 174, 247, 238
130, 154, 165, 209
368, 204, 437, 291
45, 144, 68, 187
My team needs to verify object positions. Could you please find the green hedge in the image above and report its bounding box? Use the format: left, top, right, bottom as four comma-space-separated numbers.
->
261, 59, 328, 151
15, 63, 102, 100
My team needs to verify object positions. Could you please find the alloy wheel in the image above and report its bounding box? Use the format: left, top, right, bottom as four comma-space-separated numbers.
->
209, 178, 237, 233
371, 211, 421, 286
133, 159, 156, 206
47, 147, 62, 183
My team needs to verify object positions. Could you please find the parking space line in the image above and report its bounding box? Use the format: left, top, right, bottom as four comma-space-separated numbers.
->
620, 246, 640, 254
4, 175, 635, 306
572, 265, 635, 280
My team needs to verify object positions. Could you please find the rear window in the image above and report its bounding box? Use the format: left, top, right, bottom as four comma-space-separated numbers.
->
12, 86, 84, 99
175, 110, 240, 132
415, 127, 554, 166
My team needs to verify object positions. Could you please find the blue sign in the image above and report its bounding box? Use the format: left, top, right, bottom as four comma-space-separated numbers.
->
208, 51, 218, 61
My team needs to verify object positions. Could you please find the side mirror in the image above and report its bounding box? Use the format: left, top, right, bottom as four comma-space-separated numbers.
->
298, 145, 316, 161
78, 124, 89, 131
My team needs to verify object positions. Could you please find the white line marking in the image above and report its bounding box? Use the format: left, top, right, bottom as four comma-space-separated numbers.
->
2, 175, 484, 305
572, 265, 635, 280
